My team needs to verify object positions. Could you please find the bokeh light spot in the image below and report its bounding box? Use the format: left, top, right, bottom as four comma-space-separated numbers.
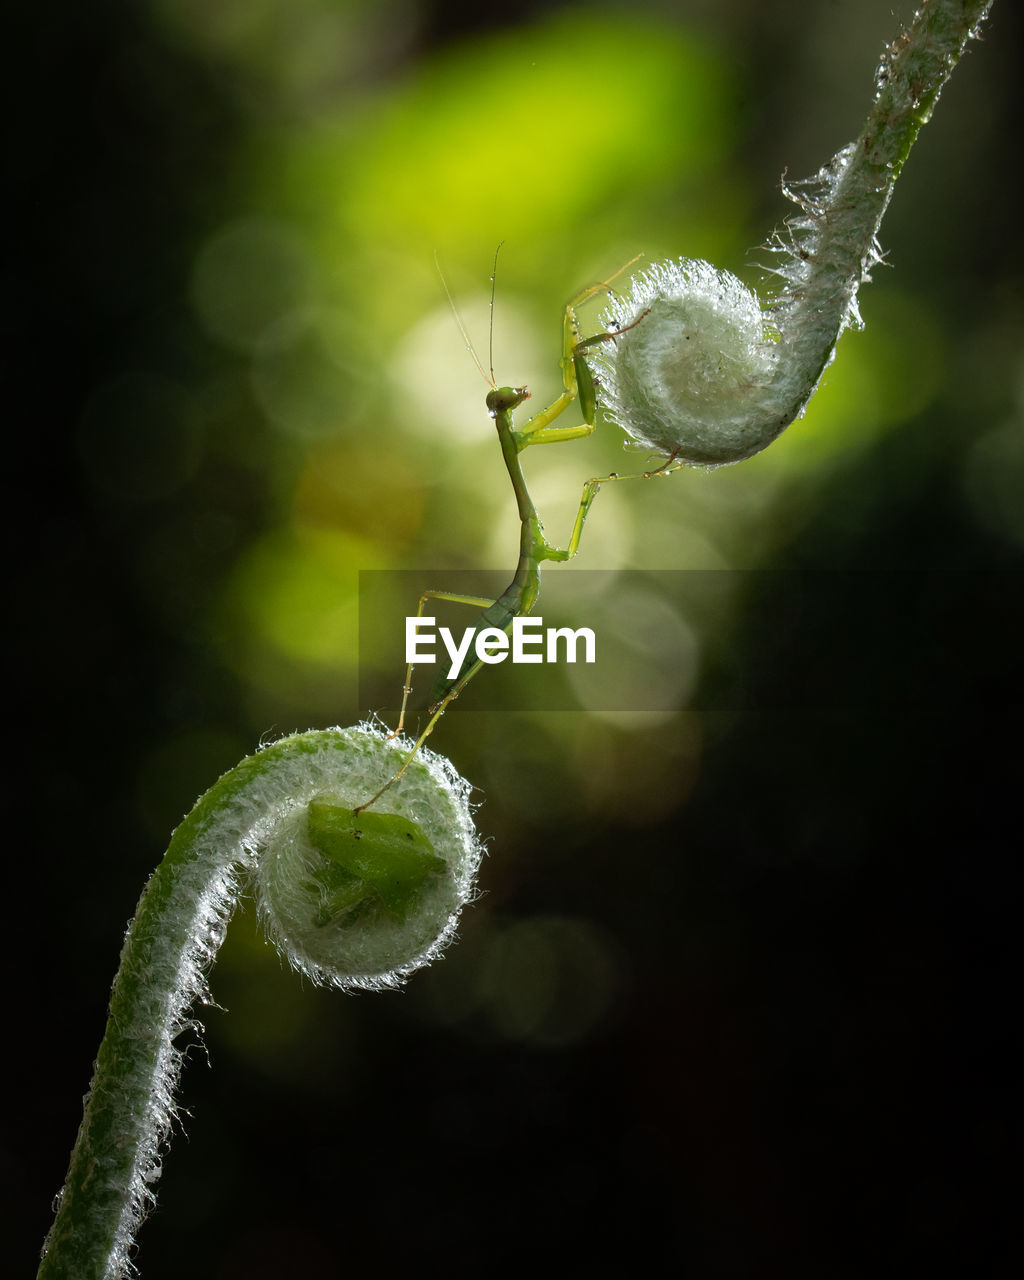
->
222, 526, 380, 670
251, 305, 364, 439
191, 216, 314, 352
478, 915, 619, 1046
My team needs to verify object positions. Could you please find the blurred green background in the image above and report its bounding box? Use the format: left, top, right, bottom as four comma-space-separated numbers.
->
11, 0, 1020, 1274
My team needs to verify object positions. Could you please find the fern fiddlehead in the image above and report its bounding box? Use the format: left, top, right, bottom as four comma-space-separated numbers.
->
594, 0, 994, 467
38, 725, 481, 1280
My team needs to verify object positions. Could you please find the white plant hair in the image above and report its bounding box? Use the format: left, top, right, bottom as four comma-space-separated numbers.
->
595, 0, 993, 468
39, 724, 482, 1279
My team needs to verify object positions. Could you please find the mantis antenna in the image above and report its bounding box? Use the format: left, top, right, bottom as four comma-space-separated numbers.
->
487, 240, 502, 387
434, 249, 494, 388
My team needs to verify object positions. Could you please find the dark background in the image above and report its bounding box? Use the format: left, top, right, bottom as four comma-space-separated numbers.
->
9, 1, 1020, 1275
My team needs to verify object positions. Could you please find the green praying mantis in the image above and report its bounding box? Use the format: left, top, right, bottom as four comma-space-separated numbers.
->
353, 253, 682, 817
308, 255, 686, 930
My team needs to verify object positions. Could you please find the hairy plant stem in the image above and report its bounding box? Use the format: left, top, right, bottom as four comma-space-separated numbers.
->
768, 0, 994, 418
38, 758, 255, 1280
38, 728, 481, 1280
596, 0, 994, 466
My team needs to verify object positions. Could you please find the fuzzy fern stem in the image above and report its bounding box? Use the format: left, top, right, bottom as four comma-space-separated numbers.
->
768, 0, 995, 426
596, 0, 994, 466
38, 726, 481, 1280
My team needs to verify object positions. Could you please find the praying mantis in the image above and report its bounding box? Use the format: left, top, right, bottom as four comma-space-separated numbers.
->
354, 255, 682, 816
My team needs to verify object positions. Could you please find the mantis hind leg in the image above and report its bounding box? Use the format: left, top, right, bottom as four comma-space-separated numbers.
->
356, 610, 513, 817
544, 449, 684, 563
394, 587, 498, 736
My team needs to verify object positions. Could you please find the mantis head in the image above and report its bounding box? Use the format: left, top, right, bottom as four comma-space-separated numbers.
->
486, 385, 531, 417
